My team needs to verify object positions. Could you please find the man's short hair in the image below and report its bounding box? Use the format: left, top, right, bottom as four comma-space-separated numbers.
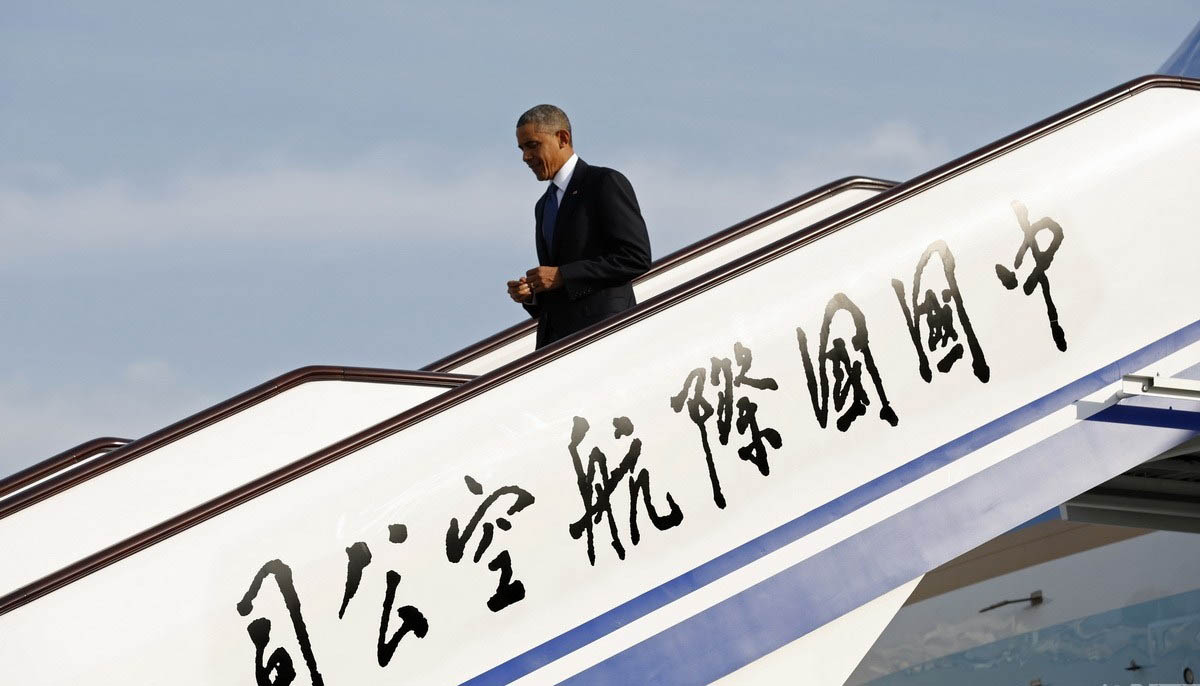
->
517, 104, 572, 135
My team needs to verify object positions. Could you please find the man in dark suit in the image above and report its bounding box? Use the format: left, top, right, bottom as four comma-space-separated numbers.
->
506, 104, 651, 348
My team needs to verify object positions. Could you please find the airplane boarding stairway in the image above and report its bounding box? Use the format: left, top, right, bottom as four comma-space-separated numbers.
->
0, 76, 1198, 685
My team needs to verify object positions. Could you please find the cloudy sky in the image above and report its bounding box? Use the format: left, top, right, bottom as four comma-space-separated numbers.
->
2, 1, 1196, 473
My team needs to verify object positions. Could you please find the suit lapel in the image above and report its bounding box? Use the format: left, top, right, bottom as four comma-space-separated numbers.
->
550, 158, 587, 260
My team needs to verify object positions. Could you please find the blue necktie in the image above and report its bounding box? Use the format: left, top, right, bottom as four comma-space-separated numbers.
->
542, 182, 559, 251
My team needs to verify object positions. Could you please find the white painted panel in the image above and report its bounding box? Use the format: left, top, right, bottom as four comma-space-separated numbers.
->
447, 187, 880, 376
2, 85, 1199, 685
0, 381, 447, 594
717, 577, 921, 686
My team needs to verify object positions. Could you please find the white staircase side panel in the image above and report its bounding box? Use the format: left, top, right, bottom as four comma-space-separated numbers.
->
0, 381, 448, 595
716, 576, 922, 686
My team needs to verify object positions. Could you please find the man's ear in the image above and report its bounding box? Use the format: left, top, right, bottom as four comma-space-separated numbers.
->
557, 129, 572, 148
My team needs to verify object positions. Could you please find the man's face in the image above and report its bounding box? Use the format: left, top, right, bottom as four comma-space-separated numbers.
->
516, 123, 571, 181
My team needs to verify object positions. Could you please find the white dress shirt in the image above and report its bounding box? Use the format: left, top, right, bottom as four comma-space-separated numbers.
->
551, 153, 579, 204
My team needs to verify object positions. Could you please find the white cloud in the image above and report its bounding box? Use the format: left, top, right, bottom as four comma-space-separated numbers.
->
0, 158, 536, 263
622, 120, 949, 250
843, 120, 952, 172
0, 120, 949, 264
122, 358, 176, 387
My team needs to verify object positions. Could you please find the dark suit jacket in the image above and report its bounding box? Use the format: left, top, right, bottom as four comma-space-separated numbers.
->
522, 159, 651, 348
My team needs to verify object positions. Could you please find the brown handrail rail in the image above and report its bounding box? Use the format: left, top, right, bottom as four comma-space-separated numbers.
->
421, 175, 897, 372
3, 75, 1196, 617
0, 366, 472, 521
0, 437, 131, 501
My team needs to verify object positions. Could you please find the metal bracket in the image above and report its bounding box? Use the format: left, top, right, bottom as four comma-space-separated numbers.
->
1081, 375, 1200, 432
1122, 374, 1200, 401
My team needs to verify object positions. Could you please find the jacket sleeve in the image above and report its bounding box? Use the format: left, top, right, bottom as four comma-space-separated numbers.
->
522, 298, 541, 318
557, 170, 652, 302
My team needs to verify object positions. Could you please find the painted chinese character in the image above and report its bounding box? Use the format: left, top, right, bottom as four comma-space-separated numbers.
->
376, 567, 429, 667
236, 559, 325, 686
670, 342, 782, 508
995, 200, 1067, 351
892, 240, 990, 383
334, 525, 429, 668
568, 416, 683, 564
446, 475, 535, 612
338, 541, 372, 619
797, 293, 899, 431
